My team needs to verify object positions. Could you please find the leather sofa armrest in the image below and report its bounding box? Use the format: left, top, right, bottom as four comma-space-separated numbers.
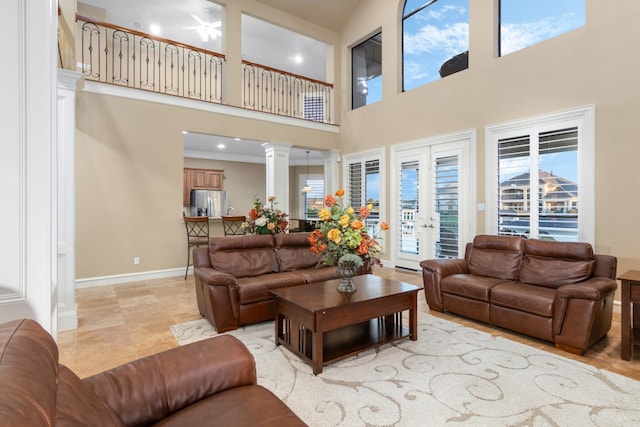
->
420, 258, 469, 277
83, 335, 256, 427
194, 266, 237, 286
556, 277, 618, 301
420, 258, 468, 312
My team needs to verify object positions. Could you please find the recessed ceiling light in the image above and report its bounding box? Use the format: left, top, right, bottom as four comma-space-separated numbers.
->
234, 137, 241, 141
149, 24, 161, 35
217, 143, 226, 149
182, 131, 188, 134
294, 54, 303, 64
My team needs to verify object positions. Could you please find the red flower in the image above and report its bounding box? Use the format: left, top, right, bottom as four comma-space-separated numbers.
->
324, 194, 337, 207
248, 208, 260, 220
358, 206, 370, 219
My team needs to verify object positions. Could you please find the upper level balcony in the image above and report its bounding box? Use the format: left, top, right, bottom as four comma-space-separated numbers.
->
70, 15, 335, 125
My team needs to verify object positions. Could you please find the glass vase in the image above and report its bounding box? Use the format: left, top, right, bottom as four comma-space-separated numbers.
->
336, 260, 358, 293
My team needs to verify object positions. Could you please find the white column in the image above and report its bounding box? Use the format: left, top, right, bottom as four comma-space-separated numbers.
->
57, 70, 83, 331
262, 142, 292, 215
0, 0, 57, 332
323, 149, 341, 194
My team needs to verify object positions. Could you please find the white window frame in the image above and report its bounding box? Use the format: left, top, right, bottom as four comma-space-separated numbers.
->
342, 148, 386, 229
485, 105, 595, 244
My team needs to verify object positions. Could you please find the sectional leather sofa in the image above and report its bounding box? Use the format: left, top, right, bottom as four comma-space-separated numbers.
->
420, 234, 618, 354
0, 318, 306, 426
193, 232, 367, 332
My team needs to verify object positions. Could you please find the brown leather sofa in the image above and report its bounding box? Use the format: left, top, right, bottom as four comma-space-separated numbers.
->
420, 235, 618, 355
0, 318, 306, 426
194, 232, 364, 333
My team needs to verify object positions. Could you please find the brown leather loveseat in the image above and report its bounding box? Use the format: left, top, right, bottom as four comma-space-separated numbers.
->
0, 318, 306, 426
194, 232, 363, 332
420, 235, 617, 355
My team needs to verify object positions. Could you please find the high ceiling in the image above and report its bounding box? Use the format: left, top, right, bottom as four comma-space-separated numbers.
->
255, 0, 359, 32
77, 0, 356, 164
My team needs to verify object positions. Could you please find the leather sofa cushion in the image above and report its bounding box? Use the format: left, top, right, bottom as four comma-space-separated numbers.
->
518, 239, 595, 288
441, 274, 508, 302
467, 235, 524, 280
237, 272, 306, 304
274, 232, 321, 271
153, 385, 307, 427
209, 235, 279, 278
56, 365, 125, 426
491, 282, 556, 317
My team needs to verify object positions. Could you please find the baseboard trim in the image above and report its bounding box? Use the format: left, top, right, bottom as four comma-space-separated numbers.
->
58, 304, 78, 331
76, 267, 186, 288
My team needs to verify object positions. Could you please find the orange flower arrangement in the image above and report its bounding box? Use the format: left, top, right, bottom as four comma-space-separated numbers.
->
309, 189, 388, 268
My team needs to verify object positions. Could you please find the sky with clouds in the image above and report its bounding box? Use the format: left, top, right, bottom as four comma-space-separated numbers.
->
400, 0, 585, 91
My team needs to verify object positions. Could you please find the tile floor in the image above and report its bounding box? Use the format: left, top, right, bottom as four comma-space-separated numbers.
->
57, 268, 640, 381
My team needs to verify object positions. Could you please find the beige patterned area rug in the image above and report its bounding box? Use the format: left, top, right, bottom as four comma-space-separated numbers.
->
170, 315, 640, 426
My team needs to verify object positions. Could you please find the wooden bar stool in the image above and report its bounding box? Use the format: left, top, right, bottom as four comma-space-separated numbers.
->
222, 215, 246, 235
183, 213, 209, 279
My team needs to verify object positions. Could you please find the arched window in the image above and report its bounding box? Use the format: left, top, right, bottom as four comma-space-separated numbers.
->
402, 0, 469, 92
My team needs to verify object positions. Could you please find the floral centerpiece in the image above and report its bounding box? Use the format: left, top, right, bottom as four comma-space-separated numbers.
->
243, 195, 289, 234
308, 190, 388, 292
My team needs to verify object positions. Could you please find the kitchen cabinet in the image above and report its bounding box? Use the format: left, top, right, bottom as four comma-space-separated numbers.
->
191, 169, 222, 189
183, 168, 224, 206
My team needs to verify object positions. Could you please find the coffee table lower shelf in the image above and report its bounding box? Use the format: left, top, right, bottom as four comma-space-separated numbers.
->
276, 315, 410, 374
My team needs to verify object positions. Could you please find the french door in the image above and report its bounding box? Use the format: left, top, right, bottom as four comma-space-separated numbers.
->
391, 134, 473, 270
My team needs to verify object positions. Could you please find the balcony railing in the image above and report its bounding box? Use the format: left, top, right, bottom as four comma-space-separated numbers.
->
77, 15, 224, 104
76, 15, 334, 124
242, 61, 333, 123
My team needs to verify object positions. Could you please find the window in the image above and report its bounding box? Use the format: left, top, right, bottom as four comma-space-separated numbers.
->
486, 106, 594, 243
344, 151, 384, 233
302, 178, 325, 219
500, 0, 585, 56
352, 32, 382, 109
303, 94, 325, 122
402, 0, 469, 91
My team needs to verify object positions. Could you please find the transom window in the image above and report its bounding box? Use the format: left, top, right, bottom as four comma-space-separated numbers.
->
500, 0, 585, 56
402, 0, 469, 92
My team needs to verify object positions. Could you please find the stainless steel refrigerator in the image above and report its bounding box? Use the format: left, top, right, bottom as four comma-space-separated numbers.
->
190, 190, 226, 218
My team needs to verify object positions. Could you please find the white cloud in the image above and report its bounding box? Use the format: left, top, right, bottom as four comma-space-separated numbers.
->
501, 16, 580, 55
404, 22, 469, 56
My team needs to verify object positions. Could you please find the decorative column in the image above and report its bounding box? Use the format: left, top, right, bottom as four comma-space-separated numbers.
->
262, 142, 292, 215
57, 69, 83, 331
322, 149, 341, 194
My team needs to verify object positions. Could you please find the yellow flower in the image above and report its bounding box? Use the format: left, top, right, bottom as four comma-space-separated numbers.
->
268, 196, 276, 202
367, 203, 373, 210
327, 228, 342, 244
338, 215, 350, 227
267, 222, 275, 230
318, 209, 331, 221
346, 207, 354, 215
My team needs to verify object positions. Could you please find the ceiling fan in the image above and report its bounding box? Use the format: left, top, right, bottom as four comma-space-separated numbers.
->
184, 14, 221, 42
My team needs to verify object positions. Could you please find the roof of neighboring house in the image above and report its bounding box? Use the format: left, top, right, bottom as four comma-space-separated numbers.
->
500, 170, 577, 199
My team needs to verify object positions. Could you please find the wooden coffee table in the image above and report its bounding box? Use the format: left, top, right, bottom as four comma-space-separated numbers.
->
270, 275, 422, 374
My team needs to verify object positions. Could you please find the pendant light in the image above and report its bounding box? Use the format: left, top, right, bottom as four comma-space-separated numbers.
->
301, 150, 312, 193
